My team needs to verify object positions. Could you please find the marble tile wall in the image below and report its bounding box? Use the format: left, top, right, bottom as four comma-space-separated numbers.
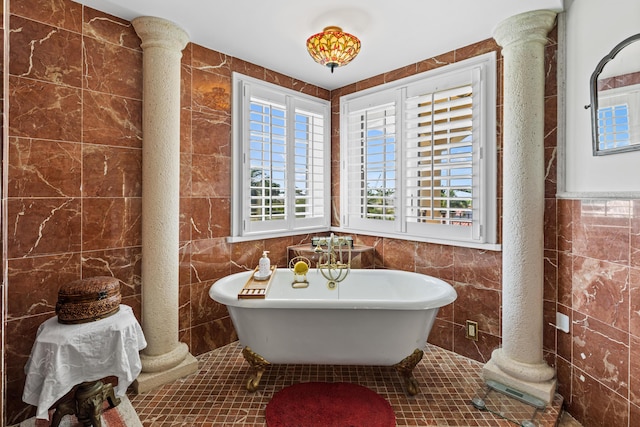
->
2, 2, 638, 427
1, 1, 328, 423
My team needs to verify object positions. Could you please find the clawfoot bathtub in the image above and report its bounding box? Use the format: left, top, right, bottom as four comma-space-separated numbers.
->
209, 268, 456, 395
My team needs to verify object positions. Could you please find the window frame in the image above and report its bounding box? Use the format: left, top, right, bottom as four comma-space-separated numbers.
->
338, 52, 499, 249
230, 73, 331, 242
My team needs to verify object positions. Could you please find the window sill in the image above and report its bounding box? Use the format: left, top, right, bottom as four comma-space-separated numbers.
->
330, 227, 502, 251
227, 226, 331, 244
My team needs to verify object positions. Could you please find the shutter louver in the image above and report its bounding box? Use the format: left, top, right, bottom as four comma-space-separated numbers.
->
294, 109, 325, 219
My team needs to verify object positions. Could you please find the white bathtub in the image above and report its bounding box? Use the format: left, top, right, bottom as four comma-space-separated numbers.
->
209, 268, 456, 393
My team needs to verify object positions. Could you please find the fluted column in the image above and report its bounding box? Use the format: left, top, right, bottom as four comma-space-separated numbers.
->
132, 16, 197, 393
483, 10, 557, 403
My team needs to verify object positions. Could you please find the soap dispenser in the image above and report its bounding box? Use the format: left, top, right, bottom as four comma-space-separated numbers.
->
258, 251, 271, 278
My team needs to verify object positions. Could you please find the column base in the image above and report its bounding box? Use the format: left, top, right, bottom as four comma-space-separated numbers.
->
133, 352, 198, 394
483, 357, 556, 404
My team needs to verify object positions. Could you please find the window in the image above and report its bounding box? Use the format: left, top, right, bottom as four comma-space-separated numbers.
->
231, 73, 330, 240
597, 104, 632, 150
340, 53, 497, 248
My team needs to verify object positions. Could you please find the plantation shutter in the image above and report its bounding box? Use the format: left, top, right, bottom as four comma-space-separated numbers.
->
343, 93, 399, 233
248, 95, 287, 228
293, 105, 327, 223
404, 68, 481, 241
237, 76, 330, 237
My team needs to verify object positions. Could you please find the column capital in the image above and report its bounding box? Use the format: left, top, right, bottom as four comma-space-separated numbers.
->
132, 16, 189, 52
493, 9, 557, 50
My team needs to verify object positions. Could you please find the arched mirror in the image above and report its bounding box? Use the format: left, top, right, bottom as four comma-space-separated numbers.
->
590, 33, 640, 156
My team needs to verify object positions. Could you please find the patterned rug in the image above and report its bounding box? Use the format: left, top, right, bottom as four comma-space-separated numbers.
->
265, 382, 395, 427
13, 395, 142, 427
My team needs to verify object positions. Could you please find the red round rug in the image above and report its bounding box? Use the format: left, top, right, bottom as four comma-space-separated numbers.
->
265, 382, 396, 427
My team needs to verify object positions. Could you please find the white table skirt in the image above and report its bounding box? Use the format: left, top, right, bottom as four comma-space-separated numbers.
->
22, 304, 147, 420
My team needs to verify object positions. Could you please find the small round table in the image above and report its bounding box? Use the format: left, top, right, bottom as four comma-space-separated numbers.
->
22, 305, 147, 426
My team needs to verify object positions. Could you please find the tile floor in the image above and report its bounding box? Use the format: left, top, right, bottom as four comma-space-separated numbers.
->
129, 341, 572, 427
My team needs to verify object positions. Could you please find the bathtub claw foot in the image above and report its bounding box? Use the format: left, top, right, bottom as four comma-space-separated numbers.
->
242, 346, 270, 392
393, 348, 424, 396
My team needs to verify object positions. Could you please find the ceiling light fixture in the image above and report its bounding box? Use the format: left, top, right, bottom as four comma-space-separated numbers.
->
306, 26, 361, 73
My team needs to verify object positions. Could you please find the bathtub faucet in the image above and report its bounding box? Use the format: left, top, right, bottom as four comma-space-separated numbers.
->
315, 233, 351, 289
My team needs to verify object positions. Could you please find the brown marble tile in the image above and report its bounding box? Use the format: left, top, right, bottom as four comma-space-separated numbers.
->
416, 51, 455, 74
544, 144, 558, 198
381, 238, 417, 271
82, 6, 140, 50
189, 197, 231, 240
544, 249, 558, 301
189, 317, 237, 357
6, 253, 80, 318
181, 107, 193, 155
191, 110, 231, 156
8, 137, 82, 198
7, 197, 81, 258
191, 44, 231, 77
231, 240, 265, 272
555, 355, 572, 407
83, 36, 142, 99
355, 73, 385, 92
556, 305, 572, 362
544, 198, 557, 250
573, 199, 630, 264
453, 323, 500, 363
452, 282, 500, 336
632, 199, 640, 268
544, 41, 558, 97
428, 318, 454, 351
567, 367, 628, 427
572, 255, 628, 330
572, 312, 628, 396
191, 280, 230, 326
190, 237, 231, 283
265, 69, 295, 91
384, 63, 418, 84
81, 247, 142, 297
81, 197, 142, 251
543, 299, 557, 353
179, 281, 191, 331
180, 154, 192, 197
455, 38, 499, 62
191, 153, 231, 198
452, 247, 502, 290
9, 15, 82, 87
179, 242, 192, 286
557, 198, 574, 253
82, 144, 142, 197
82, 90, 142, 148
9, 76, 82, 141
630, 335, 640, 406
630, 267, 640, 338
179, 197, 192, 242
231, 57, 265, 81
191, 67, 231, 114
10, 0, 82, 33
557, 251, 573, 307
415, 242, 455, 282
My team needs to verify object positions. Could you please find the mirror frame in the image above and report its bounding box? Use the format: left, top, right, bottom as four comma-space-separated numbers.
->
590, 33, 640, 156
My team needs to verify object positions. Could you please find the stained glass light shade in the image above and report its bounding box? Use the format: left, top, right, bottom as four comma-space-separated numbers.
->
306, 26, 361, 73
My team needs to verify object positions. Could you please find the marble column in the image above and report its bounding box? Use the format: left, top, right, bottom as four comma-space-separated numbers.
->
483, 9, 557, 403
131, 16, 197, 393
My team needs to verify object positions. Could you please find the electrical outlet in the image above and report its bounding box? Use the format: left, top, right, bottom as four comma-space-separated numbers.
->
465, 320, 479, 341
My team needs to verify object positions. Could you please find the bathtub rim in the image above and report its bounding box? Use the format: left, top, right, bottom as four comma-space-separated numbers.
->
209, 268, 457, 311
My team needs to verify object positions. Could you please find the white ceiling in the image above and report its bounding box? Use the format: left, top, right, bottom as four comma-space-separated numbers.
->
75, 0, 564, 90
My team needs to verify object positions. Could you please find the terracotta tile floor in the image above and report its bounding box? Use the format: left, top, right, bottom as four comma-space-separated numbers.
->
128, 341, 565, 426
